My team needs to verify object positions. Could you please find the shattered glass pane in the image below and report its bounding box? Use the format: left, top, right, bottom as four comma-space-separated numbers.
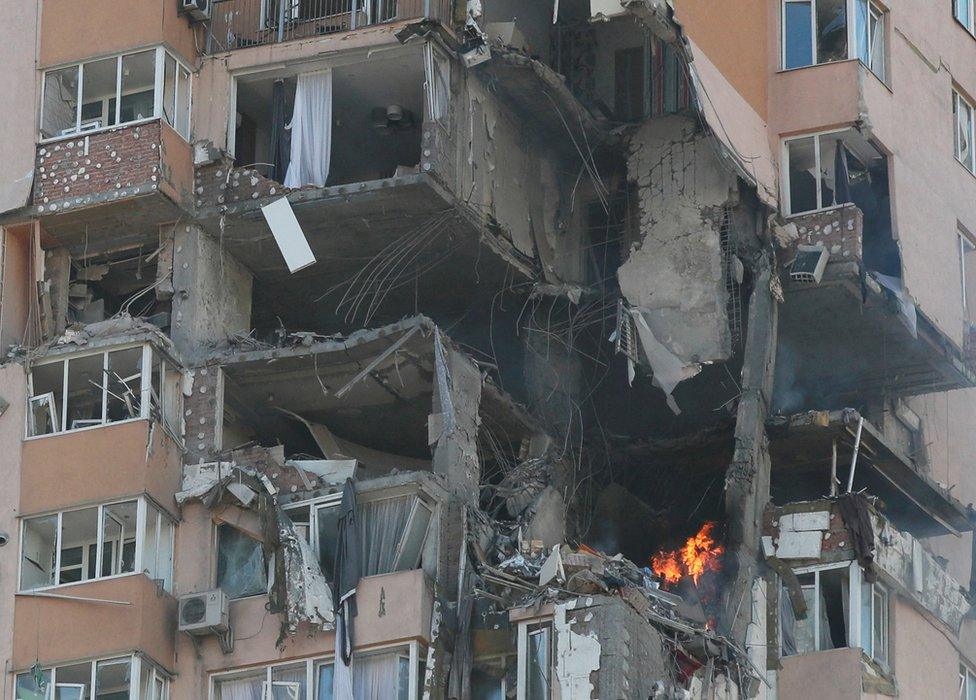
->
42, 65, 79, 138
15, 669, 50, 700
787, 136, 818, 214
816, 0, 847, 64
106, 347, 143, 423
20, 514, 57, 590
526, 626, 551, 700
217, 523, 267, 599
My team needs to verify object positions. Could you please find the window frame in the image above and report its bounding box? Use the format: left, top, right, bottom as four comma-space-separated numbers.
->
39, 46, 192, 143
954, 88, 976, 175
26, 342, 182, 440
787, 561, 890, 667
18, 495, 175, 594
15, 653, 170, 700
208, 641, 423, 700
782, 127, 860, 216
781, 0, 888, 81
516, 618, 554, 700
214, 520, 268, 600
956, 0, 975, 36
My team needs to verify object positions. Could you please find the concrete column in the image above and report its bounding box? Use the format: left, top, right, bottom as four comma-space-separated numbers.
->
170, 224, 253, 361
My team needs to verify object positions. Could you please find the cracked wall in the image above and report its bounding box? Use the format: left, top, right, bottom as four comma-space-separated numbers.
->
619, 115, 735, 371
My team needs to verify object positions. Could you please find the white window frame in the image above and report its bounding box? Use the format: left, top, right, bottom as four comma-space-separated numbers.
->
25, 342, 181, 440
789, 561, 889, 666
208, 641, 423, 700
782, 127, 858, 216
861, 578, 889, 667
18, 496, 175, 594
781, 0, 888, 80
15, 653, 170, 700
955, 89, 976, 175
960, 230, 976, 316
40, 47, 192, 143
516, 619, 553, 700
960, 663, 976, 699
956, 0, 975, 36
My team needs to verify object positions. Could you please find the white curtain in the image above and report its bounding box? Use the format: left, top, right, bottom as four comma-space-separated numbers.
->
216, 675, 264, 700
353, 653, 401, 700
358, 496, 414, 575
284, 69, 333, 189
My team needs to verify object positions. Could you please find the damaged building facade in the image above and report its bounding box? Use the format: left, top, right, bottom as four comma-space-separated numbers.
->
0, 0, 975, 697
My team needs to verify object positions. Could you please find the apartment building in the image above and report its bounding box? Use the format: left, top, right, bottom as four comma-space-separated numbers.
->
0, 0, 975, 697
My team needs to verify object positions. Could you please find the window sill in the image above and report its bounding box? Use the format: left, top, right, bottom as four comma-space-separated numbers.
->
16, 570, 162, 597
24, 415, 147, 442
785, 202, 859, 220
37, 117, 190, 146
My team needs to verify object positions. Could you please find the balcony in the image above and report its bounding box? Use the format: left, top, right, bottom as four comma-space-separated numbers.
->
776, 202, 976, 409
21, 419, 182, 516
205, 0, 451, 53
31, 120, 194, 255
12, 574, 177, 672
767, 409, 972, 537
778, 647, 876, 700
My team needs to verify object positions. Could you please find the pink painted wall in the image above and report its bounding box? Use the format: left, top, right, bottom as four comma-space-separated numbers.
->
0, 364, 27, 687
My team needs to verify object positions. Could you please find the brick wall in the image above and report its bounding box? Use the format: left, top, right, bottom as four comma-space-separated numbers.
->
34, 121, 165, 214
785, 204, 863, 264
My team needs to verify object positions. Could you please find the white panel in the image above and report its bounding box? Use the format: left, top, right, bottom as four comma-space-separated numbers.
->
260, 197, 317, 273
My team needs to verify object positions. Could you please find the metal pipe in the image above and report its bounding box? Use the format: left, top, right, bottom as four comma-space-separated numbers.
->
830, 438, 838, 497
846, 416, 864, 493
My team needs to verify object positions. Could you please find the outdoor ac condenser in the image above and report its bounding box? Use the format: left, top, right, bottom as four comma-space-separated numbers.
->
178, 589, 229, 635
181, 0, 211, 22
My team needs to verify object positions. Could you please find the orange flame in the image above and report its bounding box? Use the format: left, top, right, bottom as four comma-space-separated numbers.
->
651, 521, 724, 586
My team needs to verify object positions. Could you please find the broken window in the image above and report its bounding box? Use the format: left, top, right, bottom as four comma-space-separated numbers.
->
213, 647, 420, 699
15, 655, 168, 700
957, 0, 975, 35
27, 344, 180, 438
216, 522, 267, 599
960, 665, 976, 699
781, 562, 887, 664
784, 128, 885, 215
782, 0, 886, 77
286, 491, 433, 580
517, 620, 553, 700
40, 47, 191, 141
955, 89, 976, 175
19, 497, 170, 592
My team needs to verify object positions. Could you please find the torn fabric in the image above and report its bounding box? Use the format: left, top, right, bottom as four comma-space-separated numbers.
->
630, 308, 702, 413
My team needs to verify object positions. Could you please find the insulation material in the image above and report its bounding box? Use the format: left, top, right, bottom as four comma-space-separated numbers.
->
554, 599, 601, 699
269, 507, 335, 640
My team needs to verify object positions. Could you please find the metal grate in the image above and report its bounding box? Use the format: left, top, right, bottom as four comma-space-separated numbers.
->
719, 205, 743, 348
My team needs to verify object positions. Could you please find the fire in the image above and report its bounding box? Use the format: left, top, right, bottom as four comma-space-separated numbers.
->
651, 521, 724, 586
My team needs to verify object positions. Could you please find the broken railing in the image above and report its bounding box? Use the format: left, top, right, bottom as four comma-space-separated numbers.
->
205, 0, 449, 53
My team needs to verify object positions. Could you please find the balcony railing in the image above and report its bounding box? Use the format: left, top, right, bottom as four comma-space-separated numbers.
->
205, 0, 449, 53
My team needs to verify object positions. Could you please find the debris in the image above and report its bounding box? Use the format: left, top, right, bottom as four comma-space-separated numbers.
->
260, 197, 317, 273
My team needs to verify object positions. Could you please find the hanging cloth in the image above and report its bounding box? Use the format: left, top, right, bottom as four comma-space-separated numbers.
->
833, 139, 852, 206
333, 477, 361, 699
284, 69, 333, 188
270, 78, 291, 183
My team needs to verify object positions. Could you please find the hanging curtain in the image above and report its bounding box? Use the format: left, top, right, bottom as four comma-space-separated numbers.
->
333, 478, 361, 700
284, 69, 333, 189
216, 675, 264, 700
352, 653, 401, 700
833, 139, 852, 206
357, 496, 414, 576
270, 79, 291, 183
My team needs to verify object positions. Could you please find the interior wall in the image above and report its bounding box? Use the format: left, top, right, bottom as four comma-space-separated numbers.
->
0, 225, 33, 352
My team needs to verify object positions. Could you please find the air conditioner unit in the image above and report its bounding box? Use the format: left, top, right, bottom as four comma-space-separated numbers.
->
181, 0, 211, 22
178, 589, 229, 635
